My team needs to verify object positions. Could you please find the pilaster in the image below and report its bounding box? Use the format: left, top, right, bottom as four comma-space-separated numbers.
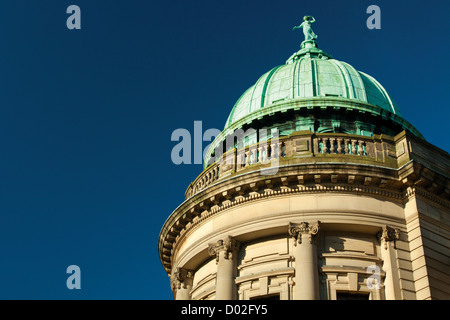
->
378, 225, 401, 300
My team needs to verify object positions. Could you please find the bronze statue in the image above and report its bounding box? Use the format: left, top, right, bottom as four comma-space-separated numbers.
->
293, 16, 317, 41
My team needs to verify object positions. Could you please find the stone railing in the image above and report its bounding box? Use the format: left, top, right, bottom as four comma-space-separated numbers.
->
187, 161, 221, 197
314, 136, 367, 156
185, 131, 402, 199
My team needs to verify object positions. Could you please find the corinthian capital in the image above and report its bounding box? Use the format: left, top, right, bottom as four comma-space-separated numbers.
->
378, 225, 400, 250
208, 236, 241, 263
171, 267, 194, 290
289, 221, 320, 244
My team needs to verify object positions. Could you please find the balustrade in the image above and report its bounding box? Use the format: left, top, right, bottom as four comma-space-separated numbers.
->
316, 136, 367, 156
186, 133, 393, 198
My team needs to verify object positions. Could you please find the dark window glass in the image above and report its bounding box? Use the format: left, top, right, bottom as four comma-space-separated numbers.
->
250, 294, 280, 300
336, 292, 369, 300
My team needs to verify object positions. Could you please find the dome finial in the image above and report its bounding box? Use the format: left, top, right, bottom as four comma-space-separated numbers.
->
287, 16, 330, 63
293, 15, 318, 49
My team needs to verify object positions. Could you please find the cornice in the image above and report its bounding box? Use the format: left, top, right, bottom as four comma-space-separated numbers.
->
160, 157, 450, 275
159, 172, 397, 274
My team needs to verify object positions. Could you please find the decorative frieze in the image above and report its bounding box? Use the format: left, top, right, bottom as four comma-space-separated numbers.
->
405, 186, 450, 209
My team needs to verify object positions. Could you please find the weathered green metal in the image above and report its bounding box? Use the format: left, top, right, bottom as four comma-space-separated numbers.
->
293, 15, 318, 42
204, 18, 423, 168
225, 47, 402, 129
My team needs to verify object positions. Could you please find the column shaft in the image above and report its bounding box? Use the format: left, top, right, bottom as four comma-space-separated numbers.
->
294, 233, 319, 299
209, 236, 240, 300
172, 268, 194, 300
175, 284, 192, 300
289, 221, 320, 300
216, 250, 237, 300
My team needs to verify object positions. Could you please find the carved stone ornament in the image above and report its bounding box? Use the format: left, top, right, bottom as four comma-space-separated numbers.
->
288, 221, 320, 244
171, 267, 194, 290
378, 225, 400, 250
208, 236, 241, 263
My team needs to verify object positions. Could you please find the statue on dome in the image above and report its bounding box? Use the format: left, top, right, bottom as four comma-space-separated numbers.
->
293, 16, 317, 41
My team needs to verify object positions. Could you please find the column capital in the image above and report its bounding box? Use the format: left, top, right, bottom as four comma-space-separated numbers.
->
208, 236, 240, 263
378, 225, 400, 250
171, 267, 194, 290
289, 221, 320, 244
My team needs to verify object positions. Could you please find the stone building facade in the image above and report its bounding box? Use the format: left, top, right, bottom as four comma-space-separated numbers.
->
159, 26, 450, 300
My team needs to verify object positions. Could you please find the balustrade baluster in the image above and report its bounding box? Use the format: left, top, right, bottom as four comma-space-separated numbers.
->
323, 138, 329, 154
337, 138, 342, 154
358, 141, 364, 156
272, 143, 278, 158
351, 140, 356, 155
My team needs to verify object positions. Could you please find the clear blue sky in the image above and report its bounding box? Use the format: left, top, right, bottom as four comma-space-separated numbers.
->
0, 0, 448, 299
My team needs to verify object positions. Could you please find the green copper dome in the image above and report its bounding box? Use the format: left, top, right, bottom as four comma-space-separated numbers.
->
225, 44, 401, 130
204, 30, 423, 168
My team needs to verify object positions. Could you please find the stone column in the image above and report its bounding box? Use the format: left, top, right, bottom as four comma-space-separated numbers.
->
172, 267, 194, 300
379, 225, 401, 300
208, 236, 240, 300
289, 221, 320, 300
